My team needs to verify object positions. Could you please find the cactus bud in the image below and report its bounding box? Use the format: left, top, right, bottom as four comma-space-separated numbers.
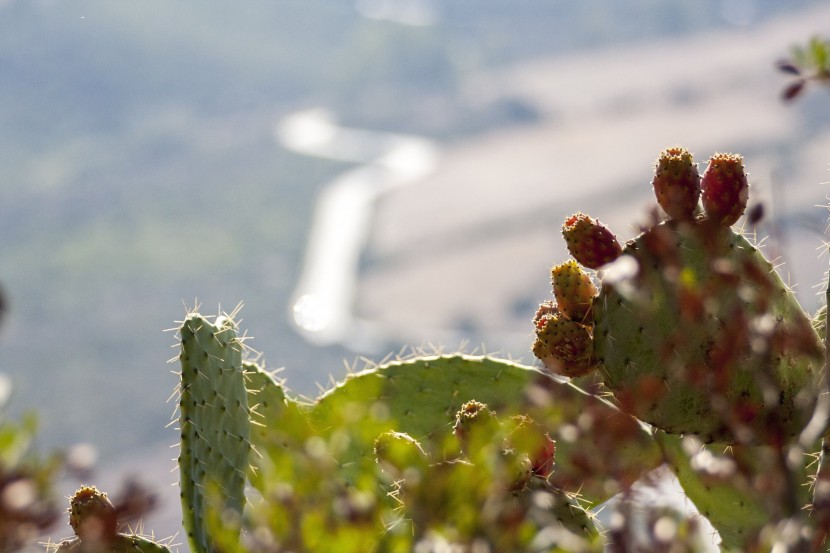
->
701, 153, 749, 226
652, 146, 700, 220
453, 400, 496, 443
562, 213, 622, 269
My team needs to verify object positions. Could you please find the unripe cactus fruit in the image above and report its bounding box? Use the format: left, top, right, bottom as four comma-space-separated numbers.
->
57, 486, 173, 553
700, 153, 749, 226
453, 399, 498, 447
532, 313, 597, 378
505, 415, 556, 480
562, 213, 622, 269
68, 486, 116, 541
374, 431, 428, 478
551, 260, 597, 322
652, 146, 701, 220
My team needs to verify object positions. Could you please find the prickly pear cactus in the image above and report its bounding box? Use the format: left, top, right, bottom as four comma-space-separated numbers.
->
536, 148, 824, 445
244, 356, 617, 551
175, 303, 668, 552
176, 309, 250, 553
247, 353, 661, 505
594, 218, 822, 443
533, 145, 830, 550
158, 145, 830, 551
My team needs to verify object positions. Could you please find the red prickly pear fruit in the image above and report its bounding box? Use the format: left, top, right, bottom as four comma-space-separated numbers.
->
652, 146, 701, 220
701, 153, 749, 226
551, 260, 597, 322
532, 313, 597, 378
562, 213, 622, 269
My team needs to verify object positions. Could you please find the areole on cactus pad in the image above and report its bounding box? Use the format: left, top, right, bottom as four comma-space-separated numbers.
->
535, 147, 825, 445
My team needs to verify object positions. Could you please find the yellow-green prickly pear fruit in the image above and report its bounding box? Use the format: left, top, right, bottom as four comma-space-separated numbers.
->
593, 219, 823, 444
551, 260, 597, 322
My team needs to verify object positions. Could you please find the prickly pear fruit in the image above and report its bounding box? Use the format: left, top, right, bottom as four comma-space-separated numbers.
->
56, 486, 172, 553
533, 313, 597, 378
551, 260, 597, 321
652, 146, 700, 220
562, 213, 622, 269
505, 415, 556, 480
701, 153, 749, 226
68, 486, 116, 542
593, 220, 823, 443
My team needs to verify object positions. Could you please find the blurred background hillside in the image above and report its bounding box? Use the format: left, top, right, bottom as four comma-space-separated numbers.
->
2, 0, 829, 544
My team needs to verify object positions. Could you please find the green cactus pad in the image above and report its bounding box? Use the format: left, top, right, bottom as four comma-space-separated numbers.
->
243, 360, 315, 492
177, 311, 250, 553
302, 354, 661, 508
594, 220, 823, 443
656, 431, 768, 549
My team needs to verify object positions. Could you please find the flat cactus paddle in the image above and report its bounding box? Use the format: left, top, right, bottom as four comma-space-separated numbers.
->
177, 311, 250, 553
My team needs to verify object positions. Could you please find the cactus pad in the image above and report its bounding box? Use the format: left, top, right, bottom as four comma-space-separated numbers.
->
593, 220, 823, 443
177, 311, 251, 553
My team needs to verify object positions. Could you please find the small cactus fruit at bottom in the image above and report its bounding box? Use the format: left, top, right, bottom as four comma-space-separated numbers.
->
68, 486, 116, 542
652, 146, 700, 220
505, 415, 556, 480
551, 260, 597, 321
562, 213, 622, 269
701, 153, 749, 226
54, 486, 172, 553
532, 313, 597, 378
